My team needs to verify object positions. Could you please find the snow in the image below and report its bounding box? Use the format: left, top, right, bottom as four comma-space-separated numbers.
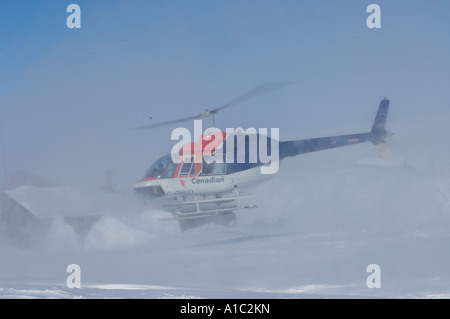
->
1, 118, 450, 299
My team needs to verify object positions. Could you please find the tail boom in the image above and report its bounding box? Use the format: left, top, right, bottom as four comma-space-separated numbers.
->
279, 98, 394, 160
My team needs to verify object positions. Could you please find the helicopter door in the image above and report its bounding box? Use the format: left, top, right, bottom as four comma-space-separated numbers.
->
178, 156, 196, 177
201, 157, 226, 175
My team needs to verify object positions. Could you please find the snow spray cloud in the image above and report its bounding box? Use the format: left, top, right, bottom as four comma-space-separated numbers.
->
171, 120, 279, 175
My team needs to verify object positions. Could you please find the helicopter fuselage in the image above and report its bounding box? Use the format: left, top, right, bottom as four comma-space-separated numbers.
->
133, 98, 392, 205
133, 150, 274, 199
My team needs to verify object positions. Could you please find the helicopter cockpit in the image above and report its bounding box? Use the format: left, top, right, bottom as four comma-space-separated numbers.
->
144, 154, 177, 179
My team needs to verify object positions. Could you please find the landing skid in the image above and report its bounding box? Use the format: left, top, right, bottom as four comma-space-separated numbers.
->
178, 211, 237, 232
157, 188, 257, 231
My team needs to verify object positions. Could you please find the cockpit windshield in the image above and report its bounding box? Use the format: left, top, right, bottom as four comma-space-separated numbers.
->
144, 154, 177, 179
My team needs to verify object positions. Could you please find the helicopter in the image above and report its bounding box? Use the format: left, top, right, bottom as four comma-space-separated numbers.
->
131, 83, 394, 230
2, 83, 393, 233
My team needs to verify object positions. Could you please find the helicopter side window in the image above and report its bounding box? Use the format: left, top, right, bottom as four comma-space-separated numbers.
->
178, 156, 195, 177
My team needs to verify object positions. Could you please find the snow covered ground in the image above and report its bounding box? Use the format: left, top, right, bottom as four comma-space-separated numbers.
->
2, 0, 450, 302
1, 134, 450, 299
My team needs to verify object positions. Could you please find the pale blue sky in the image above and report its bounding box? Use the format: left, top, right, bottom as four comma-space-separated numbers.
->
1, 1, 449, 186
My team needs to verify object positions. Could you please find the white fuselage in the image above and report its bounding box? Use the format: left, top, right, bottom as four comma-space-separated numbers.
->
133, 165, 275, 199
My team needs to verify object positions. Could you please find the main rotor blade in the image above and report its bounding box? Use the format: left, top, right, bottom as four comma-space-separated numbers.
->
131, 81, 297, 130
211, 81, 298, 113
131, 114, 202, 130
